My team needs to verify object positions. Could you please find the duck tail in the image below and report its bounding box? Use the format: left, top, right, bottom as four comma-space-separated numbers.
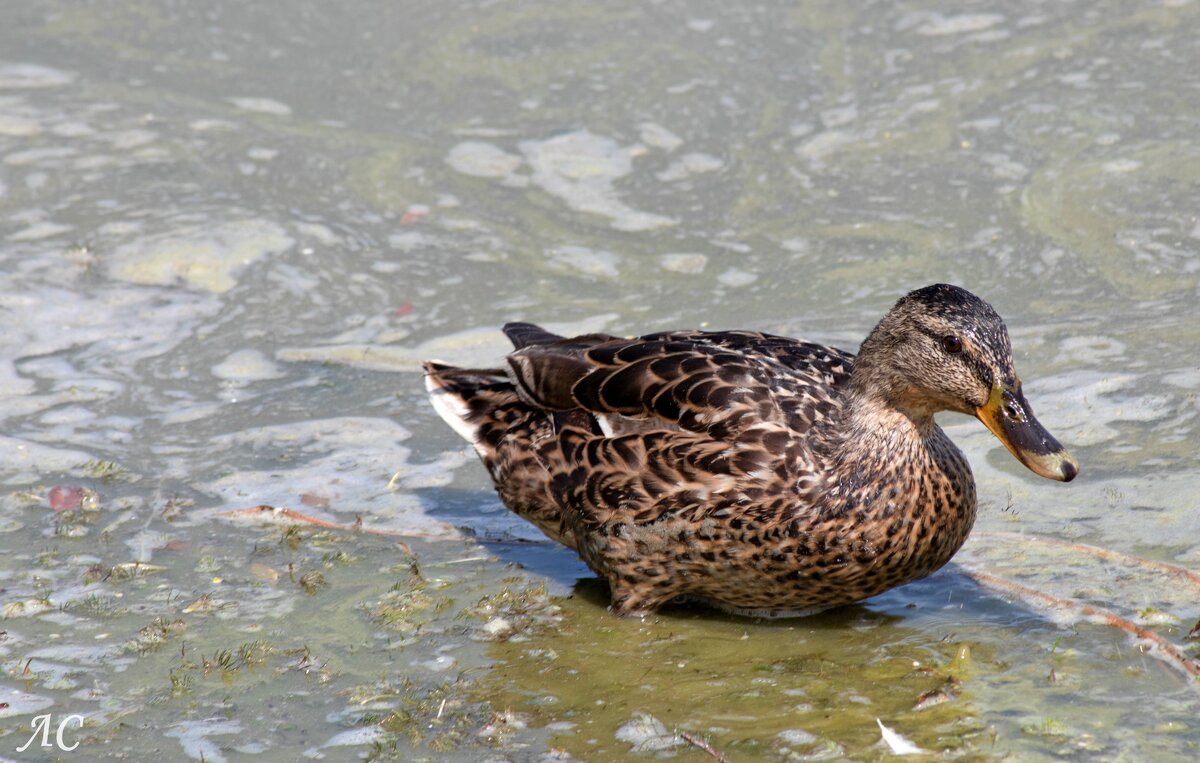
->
502, 322, 563, 349
422, 361, 511, 448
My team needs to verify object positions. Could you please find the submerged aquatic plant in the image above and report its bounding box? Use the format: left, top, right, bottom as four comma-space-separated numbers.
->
66, 593, 125, 618
79, 459, 135, 483
197, 640, 275, 681
377, 677, 488, 754
280, 523, 306, 550
126, 617, 187, 654
298, 570, 328, 595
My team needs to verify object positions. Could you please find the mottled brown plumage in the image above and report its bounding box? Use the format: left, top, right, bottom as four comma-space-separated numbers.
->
424, 284, 1078, 617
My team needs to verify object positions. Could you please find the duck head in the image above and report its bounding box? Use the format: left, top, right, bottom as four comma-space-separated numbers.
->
856, 283, 1078, 482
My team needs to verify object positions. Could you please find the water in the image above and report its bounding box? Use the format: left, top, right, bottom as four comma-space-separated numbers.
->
1, 0, 1198, 760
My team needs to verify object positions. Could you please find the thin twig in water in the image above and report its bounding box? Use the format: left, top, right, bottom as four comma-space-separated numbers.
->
433, 556, 493, 566
963, 568, 1200, 681
678, 730, 733, 763
220, 504, 465, 551
976, 531, 1200, 590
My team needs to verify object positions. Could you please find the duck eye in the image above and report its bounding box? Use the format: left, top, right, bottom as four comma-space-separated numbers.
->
942, 335, 963, 354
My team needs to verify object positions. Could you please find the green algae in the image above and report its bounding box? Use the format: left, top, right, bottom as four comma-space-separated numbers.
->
477, 585, 997, 761
399, 3, 695, 118
33, 0, 175, 62
1022, 141, 1200, 299
346, 146, 421, 214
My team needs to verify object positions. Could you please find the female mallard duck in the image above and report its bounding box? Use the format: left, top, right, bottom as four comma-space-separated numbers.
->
424, 284, 1077, 617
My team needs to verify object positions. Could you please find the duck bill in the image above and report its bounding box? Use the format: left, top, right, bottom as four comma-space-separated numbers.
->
975, 383, 1078, 482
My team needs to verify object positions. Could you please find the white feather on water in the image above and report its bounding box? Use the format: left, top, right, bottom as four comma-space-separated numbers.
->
876, 718, 925, 755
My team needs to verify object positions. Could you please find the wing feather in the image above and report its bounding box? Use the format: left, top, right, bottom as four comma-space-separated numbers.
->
506, 329, 855, 445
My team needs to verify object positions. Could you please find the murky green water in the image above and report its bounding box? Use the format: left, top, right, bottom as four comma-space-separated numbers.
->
1, 1, 1198, 760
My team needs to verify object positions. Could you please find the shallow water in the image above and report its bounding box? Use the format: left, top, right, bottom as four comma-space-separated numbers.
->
1, 0, 1198, 761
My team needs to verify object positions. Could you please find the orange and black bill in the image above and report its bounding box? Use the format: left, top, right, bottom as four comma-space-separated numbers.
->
975, 382, 1078, 482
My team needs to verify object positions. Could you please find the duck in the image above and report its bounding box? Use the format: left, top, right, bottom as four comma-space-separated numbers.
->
423, 284, 1078, 617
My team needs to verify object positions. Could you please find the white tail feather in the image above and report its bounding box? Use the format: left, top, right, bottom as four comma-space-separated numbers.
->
424, 365, 482, 445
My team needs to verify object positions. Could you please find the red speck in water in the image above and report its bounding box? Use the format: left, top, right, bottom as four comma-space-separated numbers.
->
48, 485, 84, 512
163, 540, 189, 551
395, 302, 414, 317
400, 208, 429, 225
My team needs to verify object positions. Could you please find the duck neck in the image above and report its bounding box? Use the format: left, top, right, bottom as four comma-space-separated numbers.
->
813, 357, 944, 513
837, 346, 940, 445
801, 341, 977, 578
832, 381, 935, 474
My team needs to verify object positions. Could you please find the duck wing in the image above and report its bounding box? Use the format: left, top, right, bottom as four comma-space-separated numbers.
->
506, 327, 854, 443
500, 328, 855, 530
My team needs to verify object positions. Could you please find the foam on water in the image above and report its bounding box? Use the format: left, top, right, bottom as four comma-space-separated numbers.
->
108, 219, 294, 293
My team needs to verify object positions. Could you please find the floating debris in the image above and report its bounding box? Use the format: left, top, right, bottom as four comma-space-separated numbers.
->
876, 718, 925, 755
446, 141, 523, 179
659, 252, 708, 274
914, 677, 961, 711
615, 712, 679, 752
